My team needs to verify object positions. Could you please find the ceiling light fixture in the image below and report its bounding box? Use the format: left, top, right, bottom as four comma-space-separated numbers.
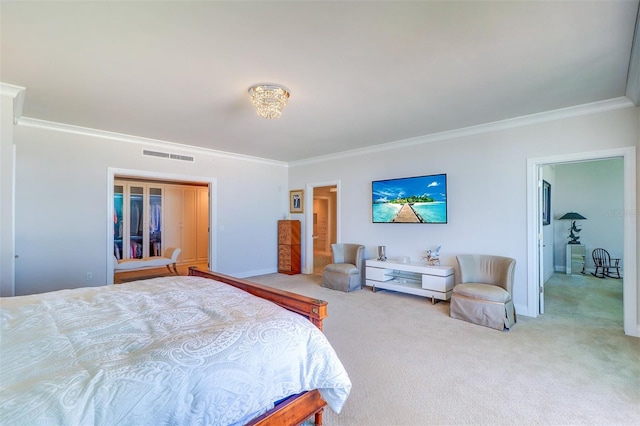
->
248, 84, 290, 119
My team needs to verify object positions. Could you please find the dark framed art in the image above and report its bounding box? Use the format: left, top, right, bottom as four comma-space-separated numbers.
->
542, 180, 551, 226
289, 189, 304, 213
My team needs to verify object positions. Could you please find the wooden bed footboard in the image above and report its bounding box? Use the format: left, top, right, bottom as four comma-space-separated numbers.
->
188, 267, 329, 426
246, 390, 326, 426
188, 267, 328, 330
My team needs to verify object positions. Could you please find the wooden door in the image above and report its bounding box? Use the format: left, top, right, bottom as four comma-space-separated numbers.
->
181, 187, 198, 263
196, 187, 209, 262
313, 197, 329, 253
163, 185, 183, 261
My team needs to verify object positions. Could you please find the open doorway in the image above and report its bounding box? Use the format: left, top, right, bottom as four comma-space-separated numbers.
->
527, 147, 637, 336
107, 167, 217, 284
539, 159, 624, 316
312, 186, 337, 275
304, 180, 340, 275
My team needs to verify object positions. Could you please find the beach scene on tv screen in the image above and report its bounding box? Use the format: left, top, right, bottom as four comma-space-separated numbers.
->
372, 174, 447, 223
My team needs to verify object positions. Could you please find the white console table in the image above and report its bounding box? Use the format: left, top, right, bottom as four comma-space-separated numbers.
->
365, 259, 455, 304
566, 244, 585, 275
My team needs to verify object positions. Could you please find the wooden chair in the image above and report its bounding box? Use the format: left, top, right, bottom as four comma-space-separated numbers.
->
591, 248, 621, 279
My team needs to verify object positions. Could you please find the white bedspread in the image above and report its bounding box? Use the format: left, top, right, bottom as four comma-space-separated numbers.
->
0, 276, 351, 425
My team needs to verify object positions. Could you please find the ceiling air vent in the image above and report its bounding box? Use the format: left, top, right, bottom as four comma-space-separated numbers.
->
170, 153, 194, 162
143, 150, 194, 162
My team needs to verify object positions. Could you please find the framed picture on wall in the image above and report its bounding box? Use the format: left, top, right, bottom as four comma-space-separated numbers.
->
290, 189, 304, 213
542, 180, 551, 226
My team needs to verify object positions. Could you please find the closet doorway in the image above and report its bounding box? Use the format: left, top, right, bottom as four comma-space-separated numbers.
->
311, 185, 338, 275
108, 168, 216, 284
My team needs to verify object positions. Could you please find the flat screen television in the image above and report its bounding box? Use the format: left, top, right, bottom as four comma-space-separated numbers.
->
372, 173, 447, 223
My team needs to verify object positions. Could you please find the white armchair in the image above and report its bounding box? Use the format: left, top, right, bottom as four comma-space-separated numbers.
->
321, 244, 365, 292
450, 254, 516, 330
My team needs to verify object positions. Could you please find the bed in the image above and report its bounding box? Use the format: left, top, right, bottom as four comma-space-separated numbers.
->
0, 267, 351, 425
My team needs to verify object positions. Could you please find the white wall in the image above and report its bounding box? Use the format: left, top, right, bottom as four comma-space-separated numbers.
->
1, 96, 16, 296
553, 159, 624, 273
288, 106, 639, 318
5, 99, 639, 332
12, 125, 288, 295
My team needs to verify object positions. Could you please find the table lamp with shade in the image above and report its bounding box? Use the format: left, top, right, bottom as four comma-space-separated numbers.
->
558, 212, 587, 244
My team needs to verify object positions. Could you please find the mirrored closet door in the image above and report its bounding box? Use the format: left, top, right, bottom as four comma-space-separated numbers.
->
114, 181, 163, 260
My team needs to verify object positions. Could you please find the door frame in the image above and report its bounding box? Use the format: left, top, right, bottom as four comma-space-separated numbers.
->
107, 168, 217, 284
304, 180, 340, 274
537, 172, 545, 314
526, 147, 637, 336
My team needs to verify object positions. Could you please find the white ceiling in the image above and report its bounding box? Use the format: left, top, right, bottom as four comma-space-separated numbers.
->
2, 1, 638, 162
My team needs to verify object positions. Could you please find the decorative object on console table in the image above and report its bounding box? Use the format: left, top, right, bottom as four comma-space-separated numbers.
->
423, 246, 441, 265
278, 220, 301, 275
558, 211, 586, 244
365, 258, 454, 304
377, 245, 386, 261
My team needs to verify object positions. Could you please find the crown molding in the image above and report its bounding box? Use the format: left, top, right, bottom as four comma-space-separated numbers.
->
15, 117, 288, 167
0, 82, 26, 123
0, 82, 25, 98
11, 95, 635, 168
625, 5, 640, 106
290, 96, 635, 167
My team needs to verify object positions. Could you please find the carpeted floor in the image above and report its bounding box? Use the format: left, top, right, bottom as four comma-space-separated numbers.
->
248, 272, 639, 426
314, 252, 333, 275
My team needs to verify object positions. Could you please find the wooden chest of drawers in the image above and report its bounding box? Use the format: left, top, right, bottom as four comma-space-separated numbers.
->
278, 220, 301, 275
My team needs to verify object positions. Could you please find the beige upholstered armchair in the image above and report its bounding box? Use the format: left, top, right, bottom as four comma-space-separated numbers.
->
450, 254, 516, 330
322, 244, 365, 292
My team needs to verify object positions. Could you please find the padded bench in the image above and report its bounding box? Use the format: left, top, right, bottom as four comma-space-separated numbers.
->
114, 247, 181, 274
